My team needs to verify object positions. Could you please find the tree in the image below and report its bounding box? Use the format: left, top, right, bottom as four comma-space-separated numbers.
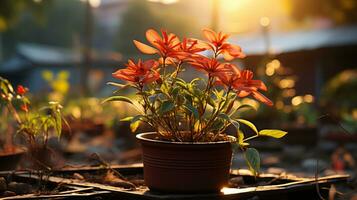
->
2, 0, 85, 58
0, 0, 52, 32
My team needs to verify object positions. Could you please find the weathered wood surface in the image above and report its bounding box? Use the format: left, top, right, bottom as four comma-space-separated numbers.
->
2, 164, 348, 200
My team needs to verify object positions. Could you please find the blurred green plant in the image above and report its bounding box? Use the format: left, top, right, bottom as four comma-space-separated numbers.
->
0, 76, 66, 153
290, 0, 357, 25
0, 0, 52, 32
42, 70, 70, 102
321, 69, 357, 133
2, 0, 84, 58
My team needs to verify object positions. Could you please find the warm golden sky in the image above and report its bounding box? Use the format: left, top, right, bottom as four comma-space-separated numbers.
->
219, 0, 292, 33
150, 0, 298, 34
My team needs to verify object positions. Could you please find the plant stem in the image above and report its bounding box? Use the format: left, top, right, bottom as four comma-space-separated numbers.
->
7, 103, 22, 124
200, 86, 232, 137
162, 57, 167, 76
243, 134, 259, 142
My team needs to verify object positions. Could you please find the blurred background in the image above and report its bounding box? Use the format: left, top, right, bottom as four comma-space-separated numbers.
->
0, 0, 356, 177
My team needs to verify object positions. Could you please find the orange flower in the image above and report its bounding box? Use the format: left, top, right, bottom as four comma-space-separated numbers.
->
20, 104, 29, 112
202, 28, 245, 61
133, 29, 180, 58
112, 59, 160, 84
215, 63, 241, 87
231, 70, 272, 106
189, 56, 232, 77
164, 38, 207, 61
17, 85, 28, 95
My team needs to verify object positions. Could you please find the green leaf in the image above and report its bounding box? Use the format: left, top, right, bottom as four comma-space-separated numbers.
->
237, 130, 249, 147
259, 129, 287, 138
211, 120, 224, 131
207, 97, 216, 107
184, 103, 199, 119
176, 79, 187, 89
244, 148, 260, 176
214, 89, 225, 100
130, 115, 143, 133
236, 104, 257, 112
160, 82, 170, 95
237, 119, 258, 134
54, 112, 62, 137
192, 88, 202, 97
159, 101, 174, 114
218, 113, 239, 130
130, 121, 140, 133
172, 87, 180, 98
218, 113, 230, 121
102, 96, 134, 104
190, 77, 202, 85
120, 116, 134, 122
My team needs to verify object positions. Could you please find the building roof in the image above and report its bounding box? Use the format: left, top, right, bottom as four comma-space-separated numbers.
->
230, 25, 357, 56
18, 43, 82, 64
0, 43, 122, 73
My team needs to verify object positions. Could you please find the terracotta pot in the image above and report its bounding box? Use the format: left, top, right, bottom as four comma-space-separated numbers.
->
136, 132, 235, 193
0, 147, 25, 171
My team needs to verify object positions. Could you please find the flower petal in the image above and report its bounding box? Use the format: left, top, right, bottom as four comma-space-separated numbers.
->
133, 40, 157, 54
237, 90, 251, 97
143, 59, 159, 70
142, 70, 160, 83
202, 28, 216, 43
252, 91, 273, 106
222, 51, 235, 61
146, 29, 162, 48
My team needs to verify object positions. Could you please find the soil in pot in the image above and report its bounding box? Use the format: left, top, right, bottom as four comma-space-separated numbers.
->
0, 147, 25, 171
136, 132, 235, 193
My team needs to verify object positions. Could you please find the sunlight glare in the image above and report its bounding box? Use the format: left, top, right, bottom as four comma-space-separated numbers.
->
89, 0, 101, 8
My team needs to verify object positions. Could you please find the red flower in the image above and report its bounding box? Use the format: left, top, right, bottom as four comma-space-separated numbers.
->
202, 28, 245, 61
231, 70, 273, 106
112, 59, 160, 84
17, 85, 28, 95
20, 104, 29, 112
133, 29, 181, 58
188, 56, 232, 78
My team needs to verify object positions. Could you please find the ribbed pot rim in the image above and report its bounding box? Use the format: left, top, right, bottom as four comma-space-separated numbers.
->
136, 132, 236, 145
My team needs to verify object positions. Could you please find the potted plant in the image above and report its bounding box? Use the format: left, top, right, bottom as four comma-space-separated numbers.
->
0, 77, 27, 170
105, 28, 287, 193
0, 77, 65, 170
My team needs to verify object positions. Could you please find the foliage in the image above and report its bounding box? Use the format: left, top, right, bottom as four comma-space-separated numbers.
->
321, 69, 357, 111
106, 28, 287, 175
41, 70, 70, 102
0, 0, 52, 32
0, 76, 66, 150
321, 69, 357, 133
290, 0, 357, 25
2, 0, 84, 58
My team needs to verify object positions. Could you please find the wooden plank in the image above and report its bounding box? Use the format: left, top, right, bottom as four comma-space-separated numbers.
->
0, 191, 110, 200
15, 172, 349, 199
3, 166, 349, 200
